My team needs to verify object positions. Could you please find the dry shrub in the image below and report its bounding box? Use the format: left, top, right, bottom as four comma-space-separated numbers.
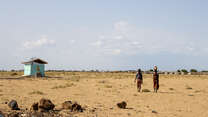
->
194, 90, 201, 93
104, 85, 112, 88
142, 89, 151, 92
169, 88, 174, 90
186, 86, 193, 90
69, 77, 80, 82
10, 73, 18, 76
98, 80, 107, 84
29, 91, 45, 95
52, 83, 75, 89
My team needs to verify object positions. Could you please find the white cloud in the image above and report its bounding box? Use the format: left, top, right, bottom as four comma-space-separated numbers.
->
98, 35, 105, 39
113, 21, 129, 33
91, 40, 102, 47
112, 49, 121, 55
23, 35, 55, 49
69, 40, 75, 44
88, 20, 205, 56
114, 35, 124, 40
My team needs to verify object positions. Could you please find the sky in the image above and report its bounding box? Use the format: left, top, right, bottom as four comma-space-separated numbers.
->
0, 0, 208, 71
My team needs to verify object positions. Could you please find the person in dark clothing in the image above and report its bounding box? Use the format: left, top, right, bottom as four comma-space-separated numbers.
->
134, 69, 143, 92
153, 66, 159, 93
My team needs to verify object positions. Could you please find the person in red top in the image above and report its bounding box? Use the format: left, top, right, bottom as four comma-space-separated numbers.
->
134, 69, 143, 92
153, 66, 159, 93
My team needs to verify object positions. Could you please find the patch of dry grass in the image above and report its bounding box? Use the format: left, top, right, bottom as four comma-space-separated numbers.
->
51, 83, 75, 89
142, 89, 151, 92
98, 80, 108, 84
104, 85, 113, 88
186, 86, 193, 90
29, 91, 45, 95
169, 88, 174, 90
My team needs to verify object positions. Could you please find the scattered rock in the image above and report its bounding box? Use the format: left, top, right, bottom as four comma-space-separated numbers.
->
72, 103, 83, 112
152, 110, 158, 114
8, 100, 20, 110
31, 102, 39, 111
117, 101, 127, 109
38, 98, 55, 112
62, 101, 83, 112
30, 111, 44, 117
8, 112, 19, 117
62, 101, 73, 110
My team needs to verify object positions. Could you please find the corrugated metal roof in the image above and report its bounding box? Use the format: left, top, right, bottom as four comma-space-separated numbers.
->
22, 58, 48, 64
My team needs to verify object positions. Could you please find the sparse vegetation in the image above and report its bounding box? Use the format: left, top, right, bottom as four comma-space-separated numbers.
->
181, 69, 188, 73
169, 88, 174, 90
98, 80, 107, 84
0, 71, 207, 117
52, 83, 75, 89
190, 69, 198, 72
149, 69, 153, 72
104, 85, 113, 88
142, 89, 151, 92
186, 86, 193, 90
29, 91, 45, 95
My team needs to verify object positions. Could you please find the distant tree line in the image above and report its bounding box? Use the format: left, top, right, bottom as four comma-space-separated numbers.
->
1, 69, 208, 73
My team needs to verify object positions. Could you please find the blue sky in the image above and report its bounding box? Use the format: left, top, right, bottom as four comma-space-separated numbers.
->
0, 0, 208, 71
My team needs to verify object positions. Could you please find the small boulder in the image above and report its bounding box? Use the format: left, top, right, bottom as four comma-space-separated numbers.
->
8, 100, 20, 110
31, 102, 39, 111
30, 112, 44, 117
152, 110, 158, 114
62, 101, 83, 112
71, 103, 83, 112
117, 101, 127, 109
62, 101, 73, 110
8, 112, 19, 117
38, 98, 55, 112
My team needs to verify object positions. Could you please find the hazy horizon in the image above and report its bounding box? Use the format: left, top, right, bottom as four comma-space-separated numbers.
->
1, 1, 208, 71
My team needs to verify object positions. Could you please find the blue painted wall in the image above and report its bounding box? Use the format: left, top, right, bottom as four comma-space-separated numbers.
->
24, 64, 32, 76
24, 62, 45, 76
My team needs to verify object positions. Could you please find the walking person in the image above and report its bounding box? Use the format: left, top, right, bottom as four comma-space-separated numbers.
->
134, 69, 143, 92
153, 66, 159, 93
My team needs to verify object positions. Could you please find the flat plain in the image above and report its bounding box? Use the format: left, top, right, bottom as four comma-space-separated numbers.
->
0, 72, 208, 117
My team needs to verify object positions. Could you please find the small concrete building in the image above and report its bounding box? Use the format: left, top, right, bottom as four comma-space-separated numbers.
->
22, 58, 48, 77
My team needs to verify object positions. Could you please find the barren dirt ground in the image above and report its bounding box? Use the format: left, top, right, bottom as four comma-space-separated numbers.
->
0, 72, 208, 117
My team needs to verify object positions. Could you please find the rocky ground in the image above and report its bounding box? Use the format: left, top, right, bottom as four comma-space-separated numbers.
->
0, 72, 208, 117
